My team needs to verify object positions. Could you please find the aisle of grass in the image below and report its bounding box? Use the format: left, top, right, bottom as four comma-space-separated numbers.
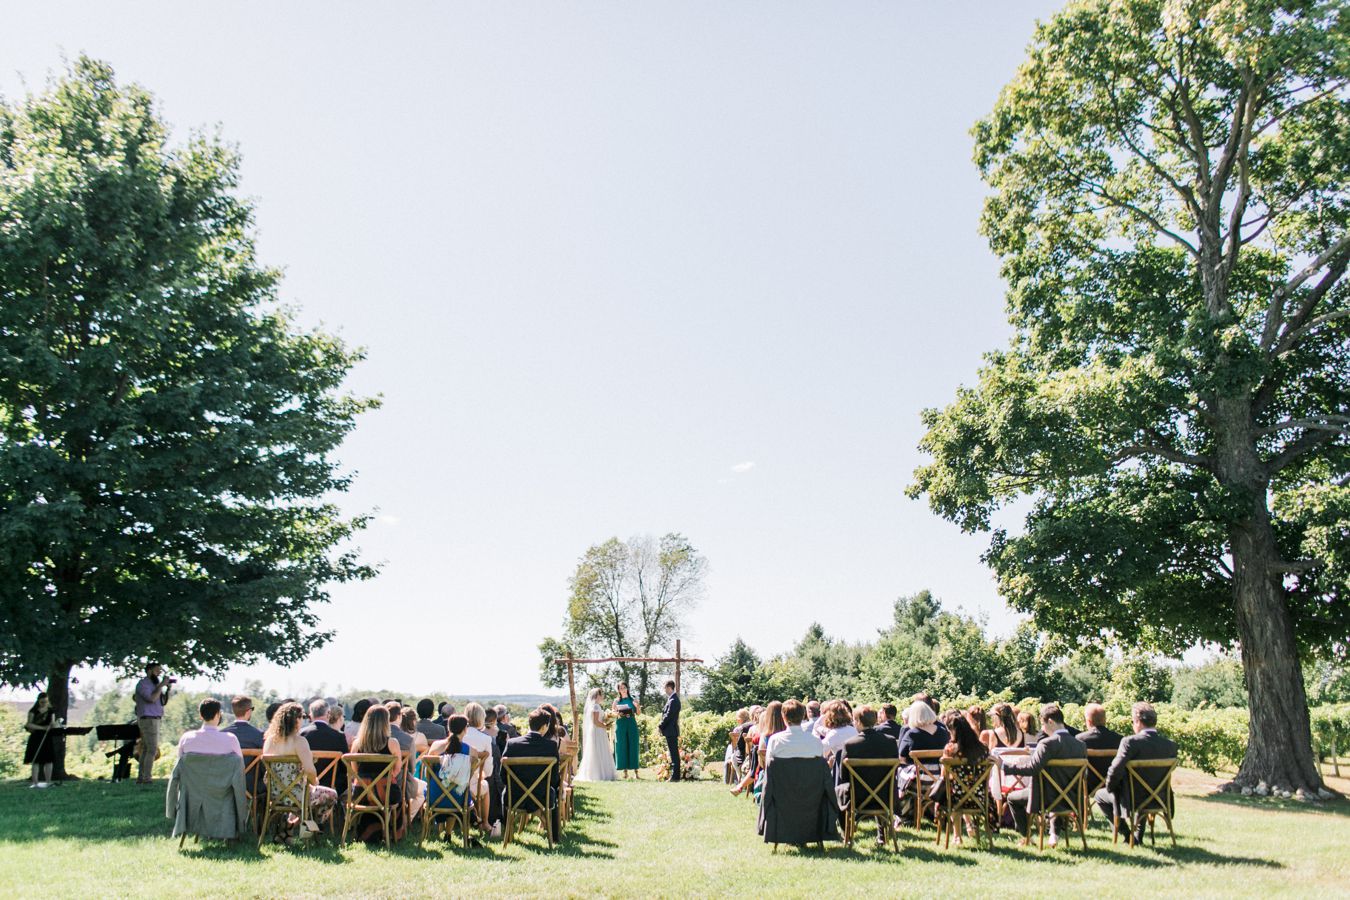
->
0, 770, 1347, 898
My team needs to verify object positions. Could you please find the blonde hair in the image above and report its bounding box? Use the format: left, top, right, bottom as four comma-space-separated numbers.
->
465, 701, 486, 729
586, 687, 604, 705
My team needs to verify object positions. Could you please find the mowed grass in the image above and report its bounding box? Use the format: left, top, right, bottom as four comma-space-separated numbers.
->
0, 769, 1347, 898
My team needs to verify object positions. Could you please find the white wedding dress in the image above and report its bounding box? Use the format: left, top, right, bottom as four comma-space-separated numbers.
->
575, 699, 618, 782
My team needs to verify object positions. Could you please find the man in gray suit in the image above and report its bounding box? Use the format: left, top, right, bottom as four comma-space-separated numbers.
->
1002, 704, 1087, 842
1095, 702, 1178, 843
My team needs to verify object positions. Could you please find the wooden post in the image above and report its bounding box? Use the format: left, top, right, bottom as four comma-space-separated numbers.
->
675, 639, 682, 696
566, 655, 580, 739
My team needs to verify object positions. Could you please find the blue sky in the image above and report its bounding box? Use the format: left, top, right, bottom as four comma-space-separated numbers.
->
2, 2, 1065, 698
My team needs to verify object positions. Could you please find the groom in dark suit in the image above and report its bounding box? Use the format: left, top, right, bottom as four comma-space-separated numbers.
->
658, 679, 682, 782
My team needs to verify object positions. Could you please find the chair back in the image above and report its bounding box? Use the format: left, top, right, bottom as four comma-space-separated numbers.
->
1124, 758, 1176, 816
311, 750, 343, 791
502, 756, 557, 815
910, 749, 944, 778
1084, 748, 1116, 793
261, 755, 309, 816
342, 753, 398, 813
843, 758, 901, 816
419, 751, 482, 820
241, 748, 263, 789
940, 756, 995, 817
1037, 758, 1087, 817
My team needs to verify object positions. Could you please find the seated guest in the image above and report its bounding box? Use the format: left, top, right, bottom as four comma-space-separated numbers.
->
179, 698, 243, 757
495, 705, 520, 742
461, 702, 498, 835
930, 715, 990, 811
301, 699, 349, 795
965, 705, 989, 744
222, 695, 264, 751
345, 698, 373, 744
501, 707, 562, 841
402, 706, 430, 754
425, 715, 481, 842
803, 700, 823, 737
837, 705, 900, 843
1001, 704, 1086, 843
875, 703, 903, 742
1079, 702, 1123, 789
264, 701, 283, 729
384, 701, 426, 819
986, 702, 1025, 750
913, 692, 940, 715
349, 705, 405, 842
483, 708, 506, 830
1095, 702, 1177, 844
728, 708, 753, 771
435, 702, 456, 732
731, 701, 784, 797
1018, 710, 1041, 748
898, 700, 947, 764
766, 699, 825, 762
818, 700, 859, 763
386, 700, 416, 757
416, 699, 447, 743
261, 701, 338, 832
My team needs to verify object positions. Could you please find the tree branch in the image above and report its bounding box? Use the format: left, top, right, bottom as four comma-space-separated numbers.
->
1254, 415, 1350, 437
1114, 442, 1211, 471
1264, 429, 1335, 474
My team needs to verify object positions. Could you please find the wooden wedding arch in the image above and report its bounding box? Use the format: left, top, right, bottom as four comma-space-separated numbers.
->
552, 639, 703, 738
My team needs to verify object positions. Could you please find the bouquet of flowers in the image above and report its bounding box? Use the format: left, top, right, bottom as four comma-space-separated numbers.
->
680, 748, 705, 781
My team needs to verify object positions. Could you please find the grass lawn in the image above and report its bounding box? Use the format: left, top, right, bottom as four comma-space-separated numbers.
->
0, 768, 1346, 898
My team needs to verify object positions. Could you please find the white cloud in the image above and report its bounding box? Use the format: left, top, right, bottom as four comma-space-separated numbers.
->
377, 514, 400, 526
731, 461, 756, 474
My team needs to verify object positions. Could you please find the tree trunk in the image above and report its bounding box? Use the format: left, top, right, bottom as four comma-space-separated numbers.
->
46, 661, 74, 781
1229, 508, 1325, 795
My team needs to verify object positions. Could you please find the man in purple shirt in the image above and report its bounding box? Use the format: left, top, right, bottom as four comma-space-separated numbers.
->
133, 663, 173, 784
178, 699, 242, 757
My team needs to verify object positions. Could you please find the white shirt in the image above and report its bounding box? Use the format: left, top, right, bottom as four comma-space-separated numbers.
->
766, 724, 826, 762
821, 724, 859, 757
461, 727, 494, 778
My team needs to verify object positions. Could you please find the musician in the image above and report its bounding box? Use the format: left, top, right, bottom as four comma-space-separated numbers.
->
133, 663, 173, 785
24, 693, 57, 788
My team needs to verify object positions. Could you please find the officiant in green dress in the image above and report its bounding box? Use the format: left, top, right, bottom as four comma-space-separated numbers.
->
613, 682, 641, 778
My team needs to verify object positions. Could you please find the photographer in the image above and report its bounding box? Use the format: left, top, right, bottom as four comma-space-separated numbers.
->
133, 663, 174, 785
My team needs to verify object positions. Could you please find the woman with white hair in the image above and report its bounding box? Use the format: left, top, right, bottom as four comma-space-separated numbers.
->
898, 699, 946, 764
575, 686, 618, 782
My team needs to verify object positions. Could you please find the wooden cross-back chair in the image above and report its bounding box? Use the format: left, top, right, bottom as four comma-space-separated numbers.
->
310, 750, 345, 834
1114, 758, 1177, 849
501, 757, 558, 848
1028, 758, 1088, 851
417, 752, 482, 847
241, 748, 264, 832
994, 748, 1030, 824
557, 743, 578, 824
907, 750, 945, 830
935, 757, 996, 850
258, 755, 309, 847
841, 758, 902, 851
1084, 748, 1118, 813
340, 753, 399, 848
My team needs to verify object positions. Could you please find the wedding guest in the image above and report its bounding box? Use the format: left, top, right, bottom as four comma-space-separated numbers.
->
24, 693, 57, 788
495, 705, 520, 741
929, 715, 990, 818
838, 705, 900, 843
1017, 710, 1041, 748
1095, 702, 1177, 844
223, 696, 264, 751
1002, 705, 1085, 843
435, 702, 456, 732
876, 703, 903, 741
483, 708, 506, 827
386, 701, 415, 757
819, 700, 859, 762
425, 715, 478, 843
349, 705, 404, 842
731, 701, 784, 797
913, 692, 941, 715
462, 702, 499, 835
1079, 702, 1123, 789
301, 700, 349, 794
260, 701, 338, 833
416, 699, 447, 742
729, 708, 753, 772
402, 707, 430, 754
804, 700, 823, 737
179, 701, 243, 755
264, 701, 282, 728
502, 708, 562, 841
987, 702, 1025, 750
965, 705, 990, 745
766, 699, 825, 761
898, 700, 946, 764
345, 698, 373, 743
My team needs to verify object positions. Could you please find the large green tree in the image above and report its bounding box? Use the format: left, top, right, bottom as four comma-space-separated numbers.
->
0, 59, 378, 774
910, 0, 1349, 793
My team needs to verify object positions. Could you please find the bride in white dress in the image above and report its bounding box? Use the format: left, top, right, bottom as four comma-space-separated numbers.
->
575, 686, 618, 782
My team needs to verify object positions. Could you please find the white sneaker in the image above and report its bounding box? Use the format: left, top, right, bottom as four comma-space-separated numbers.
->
34, 782, 50, 789
490, 823, 502, 839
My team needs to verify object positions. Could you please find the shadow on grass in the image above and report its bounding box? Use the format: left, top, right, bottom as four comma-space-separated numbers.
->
1194, 790, 1350, 819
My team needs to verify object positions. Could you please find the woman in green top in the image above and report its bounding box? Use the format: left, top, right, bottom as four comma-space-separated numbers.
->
612, 682, 642, 778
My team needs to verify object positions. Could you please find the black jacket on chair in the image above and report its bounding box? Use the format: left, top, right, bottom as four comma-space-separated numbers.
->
758, 756, 841, 845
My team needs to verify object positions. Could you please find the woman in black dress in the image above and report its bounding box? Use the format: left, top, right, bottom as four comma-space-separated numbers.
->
24, 693, 57, 788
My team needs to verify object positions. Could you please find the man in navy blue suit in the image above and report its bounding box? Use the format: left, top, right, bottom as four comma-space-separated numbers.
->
658, 680, 682, 782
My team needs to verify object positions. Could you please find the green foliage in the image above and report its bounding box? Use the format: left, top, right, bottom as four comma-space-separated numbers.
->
1107, 655, 1176, 712
0, 58, 379, 695
1173, 657, 1248, 710
0, 706, 24, 779
632, 711, 736, 768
